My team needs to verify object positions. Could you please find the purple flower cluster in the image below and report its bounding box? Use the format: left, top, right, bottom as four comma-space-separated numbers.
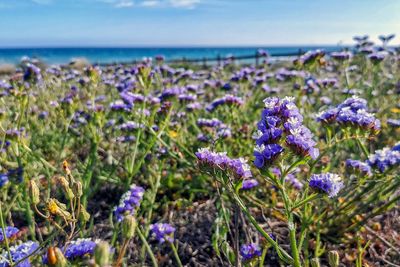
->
160, 87, 186, 100
240, 243, 262, 261
64, 238, 96, 260
298, 49, 325, 65
367, 145, 400, 172
387, 118, 400, 127
195, 148, 252, 179
0, 174, 8, 188
330, 51, 352, 61
253, 96, 319, 169
206, 94, 243, 112
186, 102, 202, 111
275, 68, 306, 81
271, 167, 303, 189
241, 179, 259, 190
178, 93, 197, 102
317, 96, 380, 133
309, 173, 344, 198
368, 51, 387, 64
150, 223, 175, 243
196, 118, 231, 140
0, 167, 24, 186
114, 184, 145, 222
23, 63, 42, 82
0, 241, 39, 267
197, 118, 222, 128
345, 159, 372, 176
110, 100, 130, 111
118, 121, 144, 131
0, 226, 20, 243
317, 78, 338, 89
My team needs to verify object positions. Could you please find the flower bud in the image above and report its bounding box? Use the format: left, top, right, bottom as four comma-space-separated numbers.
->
54, 247, 68, 267
328, 250, 340, 267
94, 241, 111, 267
58, 176, 74, 200
62, 160, 71, 176
311, 258, 320, 267
79, 204, 91, 222
29, 180, 40, 205
122, 215, 137, 239
72, 181, 83, 198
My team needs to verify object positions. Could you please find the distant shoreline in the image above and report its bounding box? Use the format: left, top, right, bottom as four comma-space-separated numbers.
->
0, 46, 348, 65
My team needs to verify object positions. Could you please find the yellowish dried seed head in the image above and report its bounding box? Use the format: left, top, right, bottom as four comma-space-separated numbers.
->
29, 180, 40, 205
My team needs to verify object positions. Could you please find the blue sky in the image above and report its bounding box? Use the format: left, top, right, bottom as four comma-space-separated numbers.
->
0, 0, 399, 47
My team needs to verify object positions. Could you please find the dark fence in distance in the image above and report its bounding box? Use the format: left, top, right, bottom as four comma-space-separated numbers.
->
97, 49, 304, 67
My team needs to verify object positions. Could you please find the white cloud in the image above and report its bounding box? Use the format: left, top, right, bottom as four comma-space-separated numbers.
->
140, 0, 160, 7
169, 0, 200, 8
114, 0, 134, 8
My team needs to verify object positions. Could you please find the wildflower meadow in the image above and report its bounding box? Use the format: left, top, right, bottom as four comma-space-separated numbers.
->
0, 35, 399, 266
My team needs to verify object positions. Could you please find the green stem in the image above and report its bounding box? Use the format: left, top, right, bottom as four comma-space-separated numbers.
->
231, 192, 293, 264
281, 189, 301, 267
356, 138, 369, 158
169, 241, 183, 267
291, 194, 319, 211
136, 227, 158, 267
0, 201, 13, 264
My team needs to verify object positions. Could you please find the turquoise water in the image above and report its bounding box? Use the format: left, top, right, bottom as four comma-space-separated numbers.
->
0, 46, 345, 64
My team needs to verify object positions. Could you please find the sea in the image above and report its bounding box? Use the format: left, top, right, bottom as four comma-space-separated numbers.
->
0, 46, 345, 65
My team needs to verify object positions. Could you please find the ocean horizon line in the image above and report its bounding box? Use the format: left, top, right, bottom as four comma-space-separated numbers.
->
0, 45, 354, 65
0, 44, 350, 49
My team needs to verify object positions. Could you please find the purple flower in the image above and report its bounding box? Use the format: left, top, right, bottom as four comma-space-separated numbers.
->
286, 126, 319, 159
116, 135, 136, 143
64, 239, 96, 260
346, 159, 372, 176
318, 78, 337, 89
316, 108, 338, 123
309, 173, 344, 198
186, 102, 202, 111
110, 100, 130, 111
241, 179, 259, 190
114, 184, 145, 222
0, 226, 19, 243
387, 119, 400, 127
393, 142, 400, 152
253, 144, 284, 169
298, 49, 325, 65
150, 223, 175, 243
216, 126, 232, 139
0, 174, 9, 187
5, 128, 25, 138
178, 93, 197, 102
367, 145, 400, 172
317, 96, 380, 133
271, 167, 303, 189
0, 241, 39, 267
368, 52, 387, 64
254, 96, 318, 165
118, 121, 143, 131
197, 118, 222, 128
206, 94, 244, 112
240, 243, 262, 261
330, 51, 352, 61
3, 167, 24, 184
285, 174, 304, 190
160, 87, 185, 100
195, 148, 252, 179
